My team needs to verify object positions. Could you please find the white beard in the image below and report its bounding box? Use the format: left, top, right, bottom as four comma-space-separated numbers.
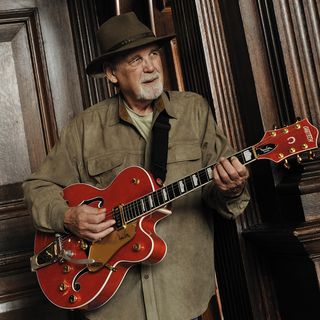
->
138, 72, 163, 100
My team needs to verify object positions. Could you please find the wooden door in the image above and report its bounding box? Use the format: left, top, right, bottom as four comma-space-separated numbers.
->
0, 1, 84, 318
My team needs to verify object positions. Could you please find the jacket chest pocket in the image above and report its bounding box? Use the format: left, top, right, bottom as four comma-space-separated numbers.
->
87, 154, 124, 187
166, 143, 202, 183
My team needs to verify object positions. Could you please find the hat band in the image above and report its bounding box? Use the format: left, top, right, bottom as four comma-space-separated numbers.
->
107, 32, 155, 52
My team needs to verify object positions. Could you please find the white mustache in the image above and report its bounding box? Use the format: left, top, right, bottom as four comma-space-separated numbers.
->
141, 73, 160, 83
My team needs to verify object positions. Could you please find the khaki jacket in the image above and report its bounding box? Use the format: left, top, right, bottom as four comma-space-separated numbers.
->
23, 91, 249, 320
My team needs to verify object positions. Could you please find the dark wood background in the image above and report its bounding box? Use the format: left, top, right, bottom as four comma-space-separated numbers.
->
0, 0, 319, 319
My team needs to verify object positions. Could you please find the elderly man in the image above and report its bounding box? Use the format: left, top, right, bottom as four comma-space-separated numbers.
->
24, 12, 249, 320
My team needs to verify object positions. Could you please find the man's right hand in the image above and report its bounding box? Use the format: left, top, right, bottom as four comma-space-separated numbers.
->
64, 205, 115, 242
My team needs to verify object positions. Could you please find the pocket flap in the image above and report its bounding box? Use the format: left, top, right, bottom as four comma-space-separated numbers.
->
87, 154, 124, 176
168, 143, 201, 163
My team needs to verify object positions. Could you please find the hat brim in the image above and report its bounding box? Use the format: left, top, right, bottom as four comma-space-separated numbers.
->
86, 34, 175, 77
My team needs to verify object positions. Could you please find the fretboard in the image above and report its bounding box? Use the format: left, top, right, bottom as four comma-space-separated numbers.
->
113, 146, 257, 227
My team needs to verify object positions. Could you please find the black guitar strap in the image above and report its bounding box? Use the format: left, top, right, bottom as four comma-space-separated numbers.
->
150, 110, 171, 186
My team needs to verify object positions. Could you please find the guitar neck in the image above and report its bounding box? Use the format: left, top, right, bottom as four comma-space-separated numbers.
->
118, 146, 257, 225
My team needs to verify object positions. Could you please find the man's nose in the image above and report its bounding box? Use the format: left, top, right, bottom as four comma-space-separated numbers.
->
143, 58, 155, 72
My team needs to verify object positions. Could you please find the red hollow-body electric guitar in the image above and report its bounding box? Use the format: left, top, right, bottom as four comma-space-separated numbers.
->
30, 119, 318, 310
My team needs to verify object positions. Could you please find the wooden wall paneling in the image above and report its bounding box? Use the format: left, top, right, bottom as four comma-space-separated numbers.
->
264, 0, 320, 224
239, 0, 285, 128
67, 0, 112, 107
271, 0, 320, 223
0, 0, 85, 131
239, 0, 320, 318
0, 1, 89, 318
0, 6, 69, 319
195, 0, 245, 148
194, 0, 286, 319
170, 0, 212, 103
0, 9, 55, 170
217, 0, 285, 228
273, 0, 320, 126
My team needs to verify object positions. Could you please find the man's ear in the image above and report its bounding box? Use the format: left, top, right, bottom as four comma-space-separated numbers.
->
105, 67, 118, 84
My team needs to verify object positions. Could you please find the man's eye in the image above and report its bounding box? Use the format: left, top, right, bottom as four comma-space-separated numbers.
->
151, 50, 160, 56
130, 57, 141, 65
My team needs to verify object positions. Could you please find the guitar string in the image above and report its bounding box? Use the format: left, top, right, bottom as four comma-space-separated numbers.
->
88, 124, 304, 222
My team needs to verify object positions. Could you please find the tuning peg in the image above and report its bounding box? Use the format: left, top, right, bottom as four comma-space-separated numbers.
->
296, 154, 302, 163
272, 124, 278, 130
283, 159, 291, 169
308, 151, 315, 160
295, 116, 301, 122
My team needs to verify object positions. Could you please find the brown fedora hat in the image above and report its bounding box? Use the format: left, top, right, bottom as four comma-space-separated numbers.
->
86, 12, 175, 77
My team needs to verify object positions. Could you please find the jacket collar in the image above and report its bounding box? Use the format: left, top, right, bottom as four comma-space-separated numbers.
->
107, 91, 177, 126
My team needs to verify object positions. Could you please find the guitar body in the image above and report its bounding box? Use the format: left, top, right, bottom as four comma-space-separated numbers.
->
33, 166, 171, 310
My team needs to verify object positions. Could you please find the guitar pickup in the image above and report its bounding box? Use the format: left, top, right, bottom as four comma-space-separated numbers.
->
113, 205, 126, 230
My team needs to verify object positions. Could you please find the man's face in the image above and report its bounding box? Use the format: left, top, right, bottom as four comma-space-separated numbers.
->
107, 44, 164, 106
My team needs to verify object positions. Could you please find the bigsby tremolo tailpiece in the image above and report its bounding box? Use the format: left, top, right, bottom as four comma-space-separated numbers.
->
30, 234, 102, 272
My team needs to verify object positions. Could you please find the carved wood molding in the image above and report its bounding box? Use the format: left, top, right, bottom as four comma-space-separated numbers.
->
170, 1, 213, 108
272, 0, 320, 128
67, 0, 110, 107
239, 0, 283, 129
0, 8, 57, 152
195, 0, 245, 149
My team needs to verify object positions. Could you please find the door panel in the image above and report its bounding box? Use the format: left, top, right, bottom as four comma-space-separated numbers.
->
0, 1, 83, 318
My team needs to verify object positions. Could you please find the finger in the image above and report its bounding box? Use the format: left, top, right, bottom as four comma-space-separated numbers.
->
87, 225, 116, 242
86, 211, 108, 224
219, 158, 239, 181
230, 157, 249, 178
215, 161, 233, 185
86, 219, 116, 233
213, 165, 229, 191
78, 204, 104, 213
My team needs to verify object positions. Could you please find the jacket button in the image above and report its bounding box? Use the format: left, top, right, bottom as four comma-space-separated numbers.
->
144, 274, 149, 279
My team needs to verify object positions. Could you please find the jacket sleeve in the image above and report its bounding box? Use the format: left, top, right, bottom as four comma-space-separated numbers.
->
23, 120, 81, 233
199, 97, 250, 219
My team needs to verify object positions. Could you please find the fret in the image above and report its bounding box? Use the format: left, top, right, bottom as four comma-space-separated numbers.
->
156, 189, 164, 206
172, 182, 180, 197
130, 201, 138, 219
185, 176, 194, 191
167, 184, 175, 200
124, 206, 130, 222
140, 198, 146, 213
134, 200, 142, 218
143, 196, 151, 211
162, 188, 168, 201
198, 169, 208, 185
130, 204, 135, 220
152, 192, 160, 207
148, 195, 154, 209
140, 197, 147, 212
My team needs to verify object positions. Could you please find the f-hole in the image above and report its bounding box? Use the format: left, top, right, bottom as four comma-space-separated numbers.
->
81, 197, 104, 208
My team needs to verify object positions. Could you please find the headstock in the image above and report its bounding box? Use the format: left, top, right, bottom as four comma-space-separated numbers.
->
254, 119, 319, 163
